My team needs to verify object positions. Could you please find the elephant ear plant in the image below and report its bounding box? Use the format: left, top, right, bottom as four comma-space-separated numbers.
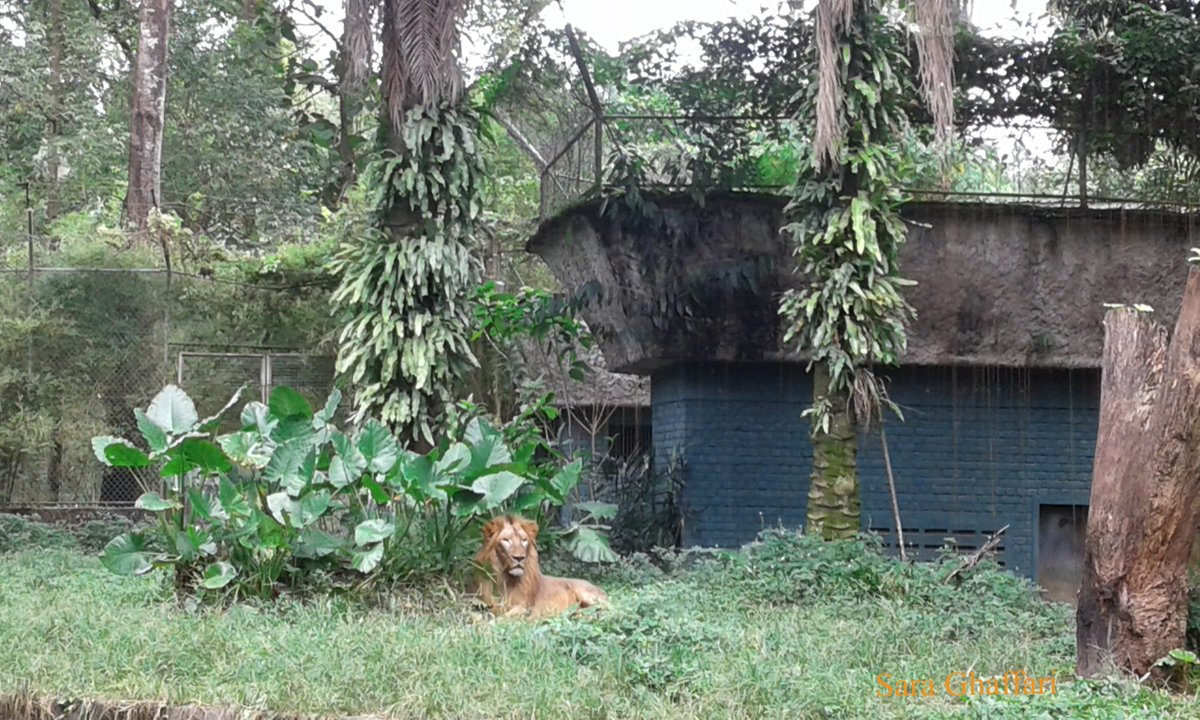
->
93, 384, 616, 599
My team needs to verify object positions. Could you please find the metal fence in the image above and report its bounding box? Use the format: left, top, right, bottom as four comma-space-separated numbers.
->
0, 266, 336, 508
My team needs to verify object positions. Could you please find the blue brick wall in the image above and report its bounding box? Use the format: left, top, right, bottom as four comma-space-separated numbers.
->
651, 362, 1099, 577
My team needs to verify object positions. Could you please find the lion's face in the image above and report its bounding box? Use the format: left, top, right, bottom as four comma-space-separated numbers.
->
482, 516, 539, 578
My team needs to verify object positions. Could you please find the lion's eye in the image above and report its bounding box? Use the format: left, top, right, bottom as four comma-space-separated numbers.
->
521, 540, 528, 548
501, 539, 510, 546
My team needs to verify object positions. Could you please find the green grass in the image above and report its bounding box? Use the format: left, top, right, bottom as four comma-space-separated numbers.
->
1, 530, 1197, 719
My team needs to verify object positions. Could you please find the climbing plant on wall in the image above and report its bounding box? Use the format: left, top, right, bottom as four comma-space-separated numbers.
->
330, 0, 483, 449
779, 0, 931, 540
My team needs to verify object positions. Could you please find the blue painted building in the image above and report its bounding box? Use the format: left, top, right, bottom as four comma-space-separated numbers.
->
653, 362, 1097, 582
530, 195, 1198, 597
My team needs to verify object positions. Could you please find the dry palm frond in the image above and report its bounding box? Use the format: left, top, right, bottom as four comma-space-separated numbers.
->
342, 0, 374, 97
914, 0, 956, 150
813, 0, 855, 169
381, 0, 466, 138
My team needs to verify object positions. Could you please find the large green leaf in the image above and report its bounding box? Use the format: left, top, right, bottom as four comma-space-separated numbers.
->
265, 492, 293, 526
470, 471, 525, 509
135, 409, 168, 454
146, 385, 200, 435
356, 420, 398, 474
218, 477, 252, 517
329, 433, 367, 488
100, 534, 154, 576
188, 489, 227, 523
463, 422, 512, 481
269, 386, 312, 420
574, 501, 618, 521
135, 492, 179, 512
263, 440, 306, 490
354, 519, 396, 546
218, 431, 275, 469
313, 388, 342, 429
240, 402, 278, 436
351, 544, 383, 574
200, 561, 238, 590
91, 436, 150, 468
545, 460, 583, 503
297, 490, 331, 527
162, 438, 231, 478
561, 525, 618, 564
434, 442, 471, 476
295, 528, 344, 559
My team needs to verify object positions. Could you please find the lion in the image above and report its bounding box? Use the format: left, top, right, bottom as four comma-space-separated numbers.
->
472, 515, 608, 619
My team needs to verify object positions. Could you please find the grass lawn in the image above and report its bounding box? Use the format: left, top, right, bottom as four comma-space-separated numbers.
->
1, 529, 1198, 719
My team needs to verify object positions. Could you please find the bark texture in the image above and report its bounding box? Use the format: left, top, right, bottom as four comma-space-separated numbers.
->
1076, 268, 1200, 678
125, 0, 171, 242
807, 363, 860, 540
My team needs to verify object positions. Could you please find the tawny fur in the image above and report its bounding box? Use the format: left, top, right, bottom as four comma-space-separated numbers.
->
472, 515, 608, 619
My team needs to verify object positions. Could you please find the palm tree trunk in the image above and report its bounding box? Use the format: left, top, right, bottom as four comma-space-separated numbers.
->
807, 363, 860, 540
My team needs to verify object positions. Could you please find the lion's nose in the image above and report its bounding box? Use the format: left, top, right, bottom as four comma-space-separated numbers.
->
512, 554, 526, 563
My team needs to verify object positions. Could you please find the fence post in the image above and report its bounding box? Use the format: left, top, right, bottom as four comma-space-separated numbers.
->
24, 182, 34, 375
565, 24, 605, 194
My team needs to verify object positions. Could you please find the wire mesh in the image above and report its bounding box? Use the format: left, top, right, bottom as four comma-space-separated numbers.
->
0, 266, 336, 509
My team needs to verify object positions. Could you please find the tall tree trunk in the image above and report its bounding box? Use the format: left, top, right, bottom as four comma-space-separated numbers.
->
807, 363, 860, 539
1076, 269, 1200, 678
44, 0, 64, 221
125, 0, 171, 244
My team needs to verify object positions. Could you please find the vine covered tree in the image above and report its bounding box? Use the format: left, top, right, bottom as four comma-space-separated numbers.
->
331, 0, 485, 448
781, 0, 955, 539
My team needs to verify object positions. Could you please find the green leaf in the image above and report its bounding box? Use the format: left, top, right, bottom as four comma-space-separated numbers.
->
219, 431, 275, 469
218, 477, 252, 517
266, 492, 294, 526
136, 409, 168, 454
101, 533, 154, 576
295, 528, 344, 559
562, 525, 618, 564
92, 436, 151, 468
240, 402, 278, 436
104, 440, 152, 469
575, 501, 618, 521
200, 561, 237, 590
188, 489, 227, 523
354, 519, 396, 546
314, 388, 342, 428
297, 490, 331, 527
162, 439, 231, 478
357, 420, 399, 474
547, 460, 583, 502
135, 492, 179, 512
146, 385, 200, 435
263, 441, 306, 490
470, 471, 525, 509
351, 544, 383, 573
434, 442, 471, 476
360, 474, 391, 505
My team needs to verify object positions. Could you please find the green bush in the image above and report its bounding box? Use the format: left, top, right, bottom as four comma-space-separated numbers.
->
93, 383, 617, 598
0, 514, 75, 554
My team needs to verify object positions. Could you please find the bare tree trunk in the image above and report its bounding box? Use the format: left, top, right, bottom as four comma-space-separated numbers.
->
44, 0, 64, 221
1076, 269, 1200, 678
807, 363, 860, 540
125, 0, 171, 244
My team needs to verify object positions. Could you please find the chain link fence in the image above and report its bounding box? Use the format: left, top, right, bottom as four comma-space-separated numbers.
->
0, 266, 336, 508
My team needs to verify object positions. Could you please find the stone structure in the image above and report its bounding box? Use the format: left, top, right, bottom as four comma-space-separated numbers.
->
529, 193, 1200, 595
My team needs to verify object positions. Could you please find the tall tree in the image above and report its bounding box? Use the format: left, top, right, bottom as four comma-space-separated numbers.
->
782, 0, 930, 539
331, 0, 485, 448
125, 0, 171, 242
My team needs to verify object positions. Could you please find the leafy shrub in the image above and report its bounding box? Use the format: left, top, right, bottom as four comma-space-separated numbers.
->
0, 514, 75, 554
93, 383, 616, 598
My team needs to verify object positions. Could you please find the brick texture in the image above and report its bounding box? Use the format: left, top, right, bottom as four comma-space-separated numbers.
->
652, 362, 1099, 577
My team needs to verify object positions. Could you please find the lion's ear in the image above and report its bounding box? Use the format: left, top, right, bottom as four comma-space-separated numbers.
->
517, 517, 539, 543
481, 516, 506, 542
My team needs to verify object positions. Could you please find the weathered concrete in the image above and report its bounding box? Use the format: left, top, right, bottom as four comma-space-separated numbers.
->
529, 193, 1200, 374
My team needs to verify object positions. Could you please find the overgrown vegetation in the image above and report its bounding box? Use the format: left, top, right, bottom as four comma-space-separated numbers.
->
2, 529, 1198, 718
91, 383, 615, 599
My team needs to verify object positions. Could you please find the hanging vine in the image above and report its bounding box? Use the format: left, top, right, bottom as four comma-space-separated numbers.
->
330, 103, 484, 447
